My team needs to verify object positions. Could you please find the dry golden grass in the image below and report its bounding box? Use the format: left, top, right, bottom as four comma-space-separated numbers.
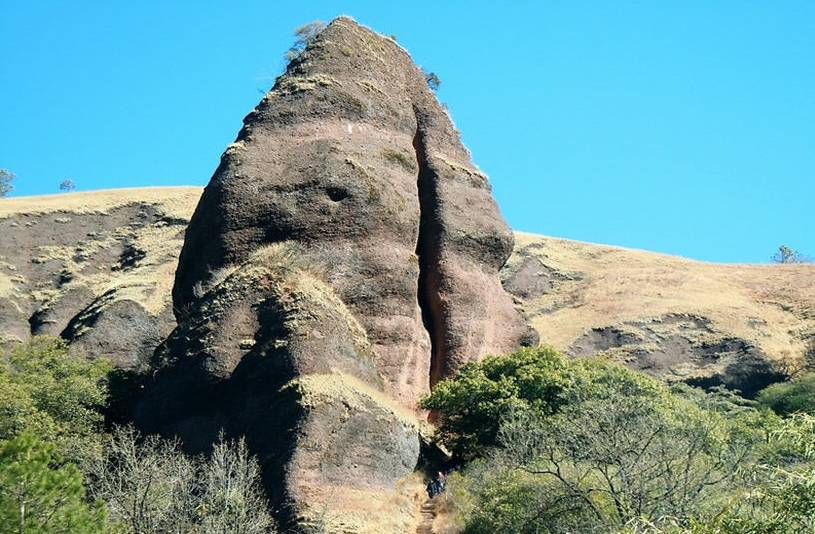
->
290, 373, 421, 429
0, 186, 202, 218
509, 232, 815, 368
296, 472, 426, 534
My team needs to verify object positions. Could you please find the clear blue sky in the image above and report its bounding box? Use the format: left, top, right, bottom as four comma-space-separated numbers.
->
1, 1, 813, 263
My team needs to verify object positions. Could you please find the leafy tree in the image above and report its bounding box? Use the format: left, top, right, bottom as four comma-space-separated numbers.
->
0, 169, 14, 197
756, 373, 815, 416
286, 20, 326, 61
485, 395, 752, 532
0, 432, 106, 533
771, 245, 810, 264
420, 347, 664, 459
0, 337, 110, 460
59, 179, 76, 192
683, 414, 815, 533
85, 426, 274, 533
430, 348, 815, 533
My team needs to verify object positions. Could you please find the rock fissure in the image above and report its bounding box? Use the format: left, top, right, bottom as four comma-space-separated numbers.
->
412, 120, 445, 390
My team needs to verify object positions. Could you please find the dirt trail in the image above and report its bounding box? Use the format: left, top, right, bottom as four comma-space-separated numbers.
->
416, 498, 437, 534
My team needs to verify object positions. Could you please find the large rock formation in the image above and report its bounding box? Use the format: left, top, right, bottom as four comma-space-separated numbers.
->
171, 17, 530, 407
135, 17, 530, 531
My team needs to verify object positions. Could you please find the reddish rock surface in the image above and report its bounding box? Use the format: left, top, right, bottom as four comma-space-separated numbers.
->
173, 17, 530, 408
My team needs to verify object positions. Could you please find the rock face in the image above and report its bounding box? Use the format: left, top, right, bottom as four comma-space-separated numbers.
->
172, 16, 530, 407
135, 17, 529, 530
0, 188, 198, 367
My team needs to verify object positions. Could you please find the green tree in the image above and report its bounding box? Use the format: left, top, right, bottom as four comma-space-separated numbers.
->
486, 395, 751, 532
59, 179, 76, 192
424, 70, 441, 91
685, 414, 815, 533
770, 245, 810, 264
756, 373, 815, 416
420, 347, 664, 459
0, 169, 14, 197
0, 337, 110, 460
0, 433, 106, 533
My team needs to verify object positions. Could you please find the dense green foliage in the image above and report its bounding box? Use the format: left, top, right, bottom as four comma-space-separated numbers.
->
757, 372, 815, 416
0, 433, 106, 533
0, 338, 275, 533
0, 337, 110, 459
420, 346, 664, 459
425, 347, 815, 533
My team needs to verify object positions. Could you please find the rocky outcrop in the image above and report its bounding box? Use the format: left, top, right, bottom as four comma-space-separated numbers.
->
504, 233, 815, 396
135, 17, 528, 530
135, 245, 422, 528
172, 17, 530, 408
0, 188, 198, 366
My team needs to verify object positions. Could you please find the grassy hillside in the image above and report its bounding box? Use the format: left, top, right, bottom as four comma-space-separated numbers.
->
2, 187, 813, 391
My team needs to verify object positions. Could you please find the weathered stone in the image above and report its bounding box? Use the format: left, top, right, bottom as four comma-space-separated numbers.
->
135, 246, 421, 528
172, 17, 529, 410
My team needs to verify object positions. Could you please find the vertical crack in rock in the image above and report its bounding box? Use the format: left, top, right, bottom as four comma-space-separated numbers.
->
412, 119, 445, 389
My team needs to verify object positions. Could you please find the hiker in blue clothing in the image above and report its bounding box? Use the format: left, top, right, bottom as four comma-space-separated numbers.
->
426, 471, 446, 498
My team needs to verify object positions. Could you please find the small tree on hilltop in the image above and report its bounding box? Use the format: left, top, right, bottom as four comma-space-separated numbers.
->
59, 179, 76, 192
286, 20, 326, 62
771, 245, 810, 264
0, 169, 15, 197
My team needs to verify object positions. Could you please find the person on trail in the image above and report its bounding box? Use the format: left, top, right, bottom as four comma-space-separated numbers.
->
436, 471, 446, 493
426, 471, 447, 498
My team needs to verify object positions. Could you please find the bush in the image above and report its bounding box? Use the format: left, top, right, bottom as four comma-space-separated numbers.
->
0, 337, 110, 459
0, 432, 106, 533
420, 347, 665, 459
489, 395, 751, 532
423, 347, 815, 532
84, 426, 275, 533
757, 373, 815, 416
684, 414, 815, 533
424, 71, 441, 91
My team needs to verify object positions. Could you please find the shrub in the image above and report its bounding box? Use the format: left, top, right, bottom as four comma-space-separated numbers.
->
84, 426, 275, 533
424, 347, 798, 533
756, 373, 815, 416
420, 347, 664, 459
490, 395, 750, 531
424, 70, 441, 91
0, 432, 106, 533
0, 337, 110, 459
771, 245, 811, 264
286, 20, 326, 62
